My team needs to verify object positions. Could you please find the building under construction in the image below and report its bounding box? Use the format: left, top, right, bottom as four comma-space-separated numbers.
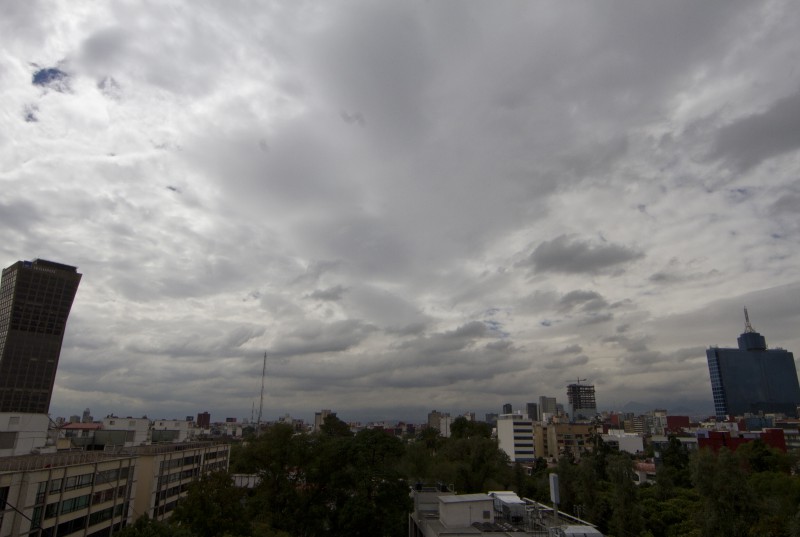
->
566, 382, 597, 422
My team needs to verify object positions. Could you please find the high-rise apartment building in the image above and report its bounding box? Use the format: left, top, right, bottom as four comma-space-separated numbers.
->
707, 311, 800, 419
566, 383, 597, 421
0, 259, 81, 413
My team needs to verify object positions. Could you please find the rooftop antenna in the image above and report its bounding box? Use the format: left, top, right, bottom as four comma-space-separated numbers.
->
744, 307, 755, 333
257, 352, 267, 432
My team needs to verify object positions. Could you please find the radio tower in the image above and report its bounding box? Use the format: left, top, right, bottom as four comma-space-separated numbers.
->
257, 352, 267, 432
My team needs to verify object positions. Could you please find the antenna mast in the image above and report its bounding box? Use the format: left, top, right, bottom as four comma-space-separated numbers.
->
257, 352, 267, 431
744, 307, 755, 333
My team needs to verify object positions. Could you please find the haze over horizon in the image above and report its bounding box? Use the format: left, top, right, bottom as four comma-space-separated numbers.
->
3, 1, 800, 424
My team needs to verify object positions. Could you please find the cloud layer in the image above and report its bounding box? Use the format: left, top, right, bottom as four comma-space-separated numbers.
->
2, 1, 800, 422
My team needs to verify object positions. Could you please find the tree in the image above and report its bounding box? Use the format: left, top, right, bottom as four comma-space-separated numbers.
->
319, 414, 353, 437
606, 454, 643, 537
116, 515, 194, 537
450, 417, 491, 439
171, 472, 251, 537
691, 448, 756, 537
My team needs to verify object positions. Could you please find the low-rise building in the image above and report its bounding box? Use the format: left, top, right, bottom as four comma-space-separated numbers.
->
115, 441, 230, 521
0, 451, 136, 536
409, 487, 602, 537
151, 419, 194, 443
601, 430, 644, 455
0, 413, 54, 457
103, 417, 150, 446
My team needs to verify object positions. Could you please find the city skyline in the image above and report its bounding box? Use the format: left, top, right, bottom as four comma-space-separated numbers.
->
3, 2, 800, 421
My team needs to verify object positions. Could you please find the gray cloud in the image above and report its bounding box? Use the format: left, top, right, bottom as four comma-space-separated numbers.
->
543, 354, 589, 370
523, 235, 644, 274
558, 290, 609, 312
710, 89, 800, 171
3, 1, 799, 422
307, 285, 347, 302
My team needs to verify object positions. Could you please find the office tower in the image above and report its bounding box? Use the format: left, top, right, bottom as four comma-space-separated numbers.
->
0, 259, 81, 413
427, 409, 449, 431
526, 402, 539, 422
502, 403, 513, 414
538, 396, 557, 421
314, 409, 335, 432
567, 383, 597, 421
707, 310, 800, 419
197, 411, 211, 428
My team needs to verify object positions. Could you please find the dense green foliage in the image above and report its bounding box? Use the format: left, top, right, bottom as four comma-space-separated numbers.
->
511, 437, 800, 537
121, 425, 800, 537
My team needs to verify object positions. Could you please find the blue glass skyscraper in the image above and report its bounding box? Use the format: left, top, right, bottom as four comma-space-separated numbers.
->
707, 310, 800, 419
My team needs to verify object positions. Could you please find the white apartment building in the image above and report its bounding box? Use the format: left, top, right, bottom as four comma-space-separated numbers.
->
151, 420, 194, 443
0, 413, 54, 457
102, 418, 150, 446
496, 413, 535, 463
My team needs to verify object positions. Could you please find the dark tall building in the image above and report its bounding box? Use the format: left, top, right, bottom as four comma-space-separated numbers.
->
502, 403, 513, 414
526, 402, 539, 422
0, 259, 81, 413
707, 310, 800, 419
567, 383, 597, 421
197, 411, 211, 428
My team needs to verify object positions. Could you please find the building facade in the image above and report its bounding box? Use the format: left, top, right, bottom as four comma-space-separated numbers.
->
707, 313, 800, 419
120, 442, 230, 521
0, 259, 81, 413
538, 396, 557, 422
0, 451, 136, 537
496, 414, 535, 463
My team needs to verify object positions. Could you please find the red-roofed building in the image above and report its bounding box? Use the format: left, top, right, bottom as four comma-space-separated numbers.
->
696, 428, 786, 452
665, 416, 690, 433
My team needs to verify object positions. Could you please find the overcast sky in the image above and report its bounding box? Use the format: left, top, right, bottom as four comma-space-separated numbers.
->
3, 1, 800, 424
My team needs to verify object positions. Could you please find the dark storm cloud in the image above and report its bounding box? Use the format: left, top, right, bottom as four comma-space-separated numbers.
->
710, 89, 800, 171
385, 322, 428, 337
554, 344, 583, 356
390, 321, 493, 366
271, 319, 377, 358
772, 192, 800, 214
78, 27, 129, 74
558, 290, 608, 312
523, 235, 643, 274
307, 285, 347, 302
128, 323, 265, 358
0, 199, 41, 230
543, 354, 589, 370
578, 312, 613, 326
